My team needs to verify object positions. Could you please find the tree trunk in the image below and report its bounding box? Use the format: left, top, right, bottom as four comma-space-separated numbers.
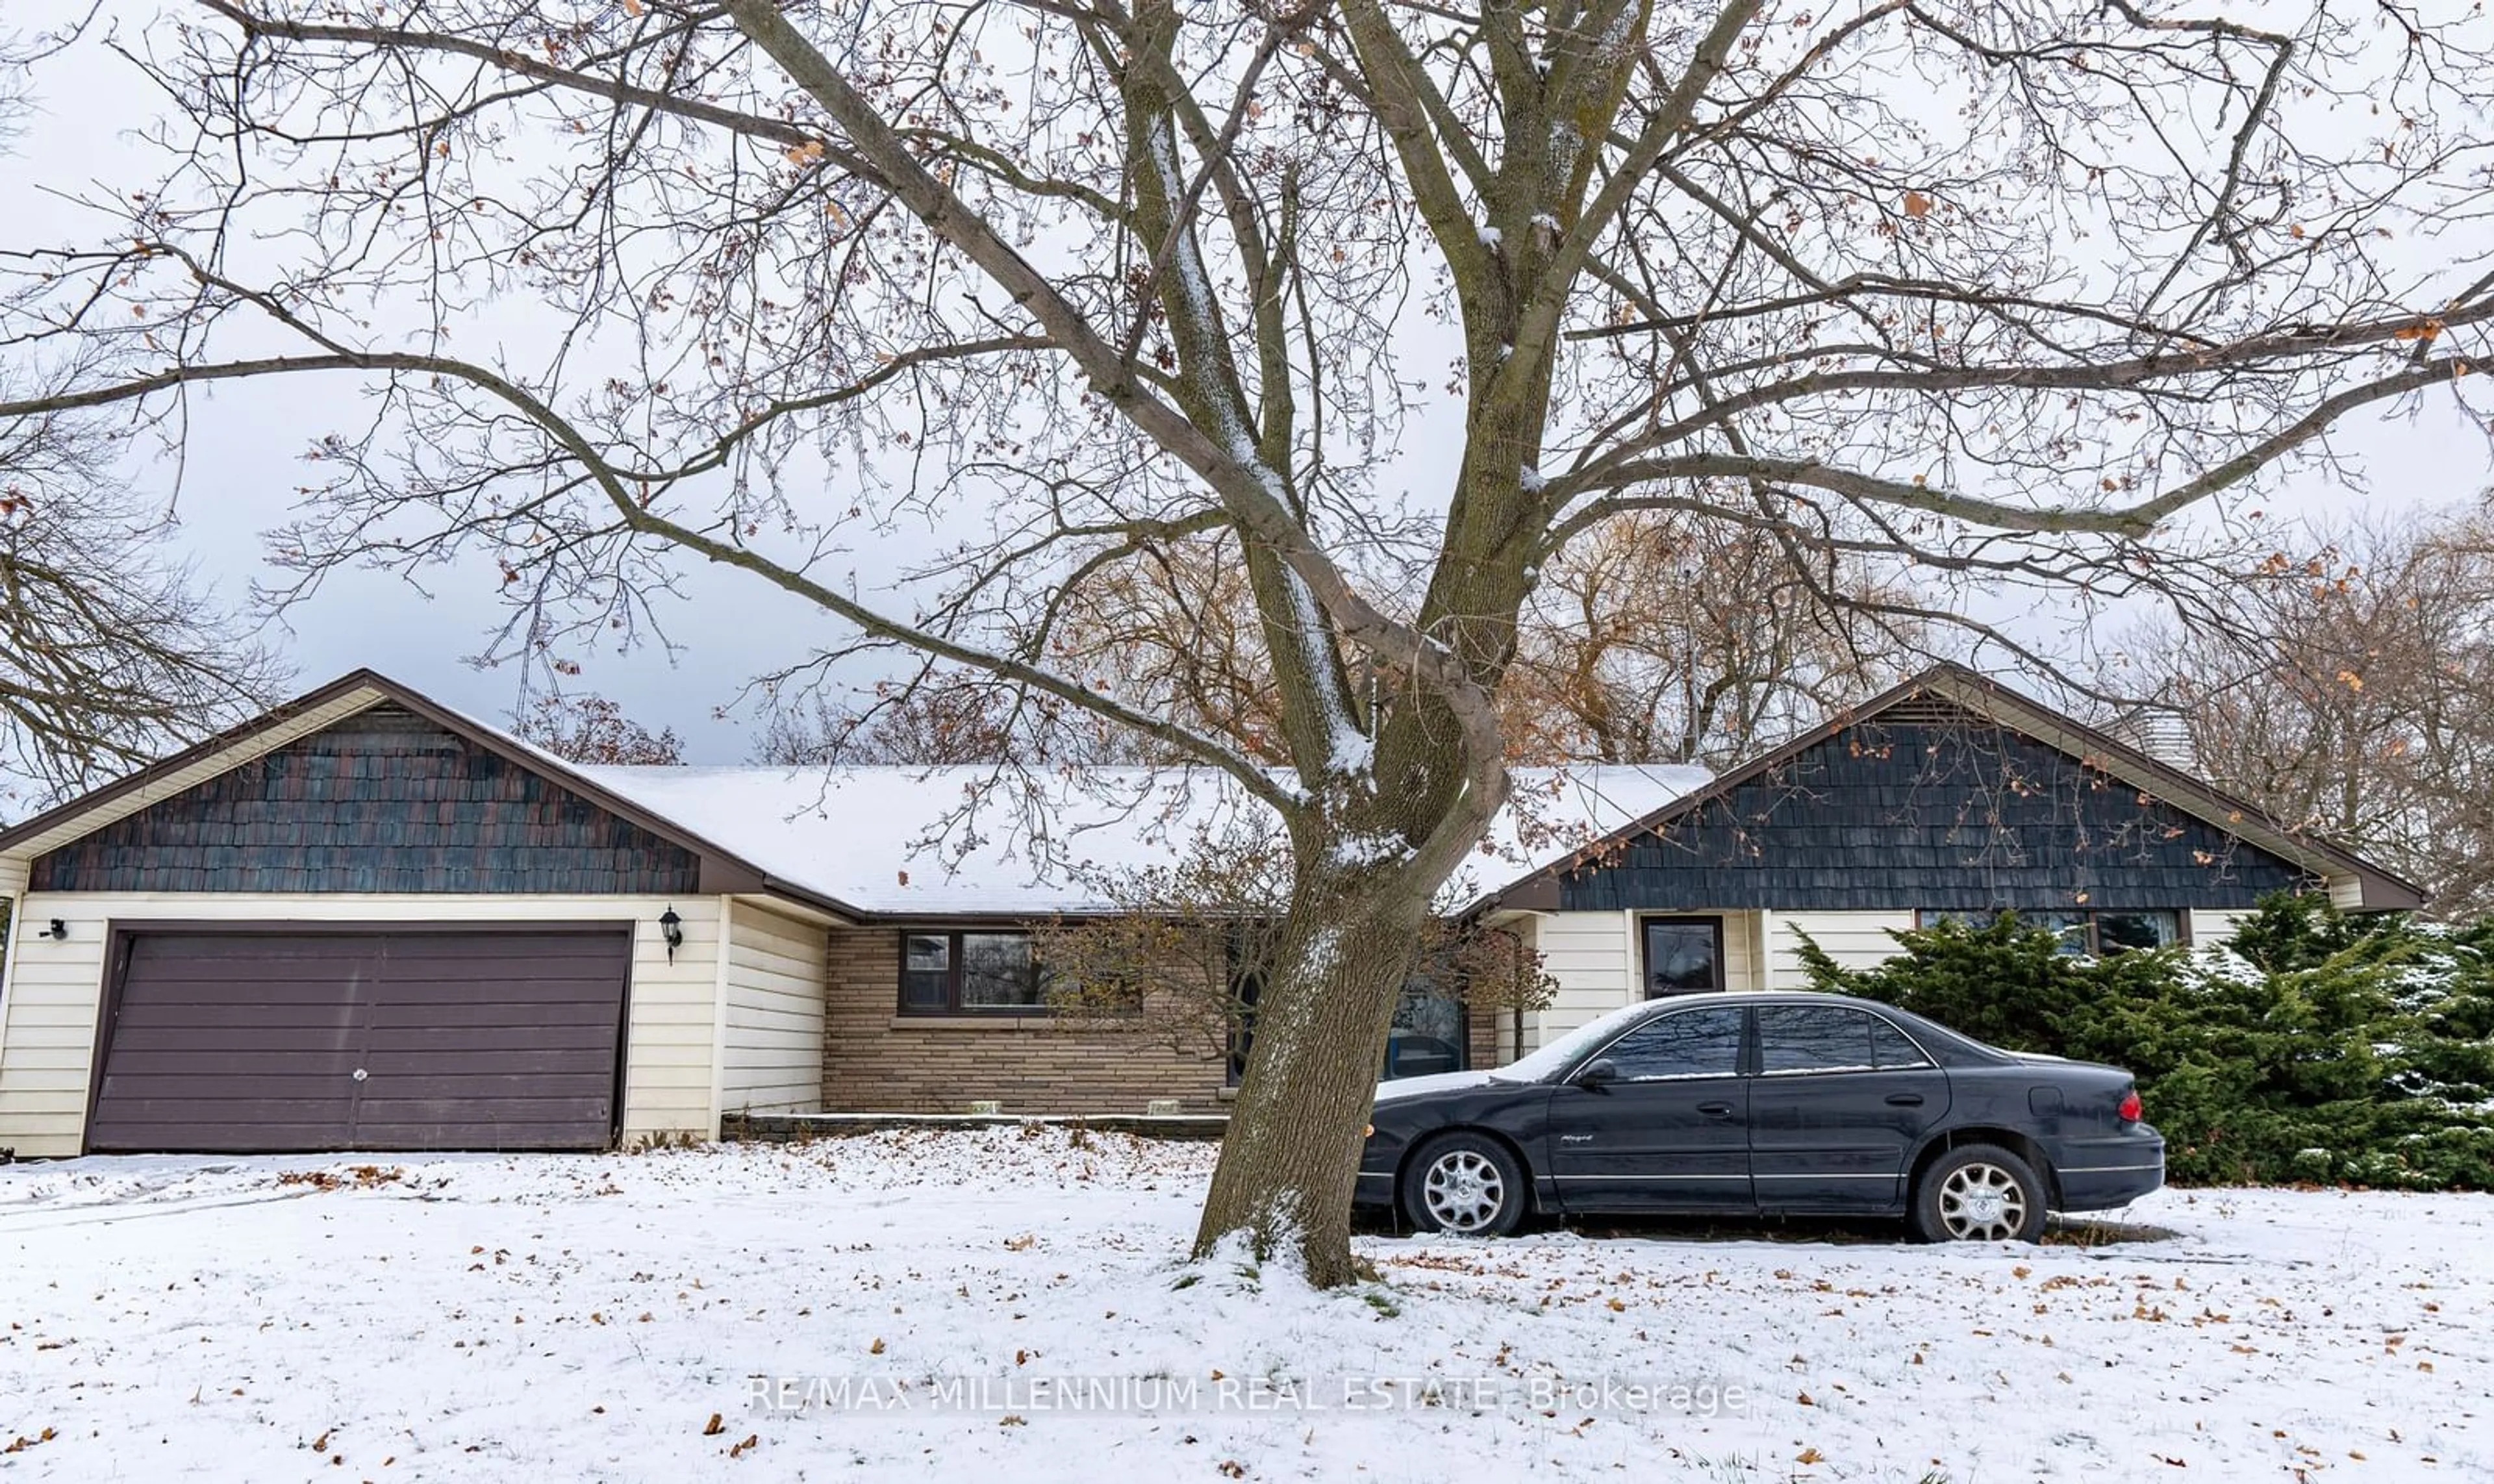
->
1191, 874, 1437, 1287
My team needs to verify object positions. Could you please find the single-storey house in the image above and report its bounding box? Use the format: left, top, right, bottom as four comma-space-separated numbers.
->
0, 663, 2418, 1157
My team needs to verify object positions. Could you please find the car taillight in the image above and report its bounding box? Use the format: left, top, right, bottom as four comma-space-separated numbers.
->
2118, 1088, 2143, 1123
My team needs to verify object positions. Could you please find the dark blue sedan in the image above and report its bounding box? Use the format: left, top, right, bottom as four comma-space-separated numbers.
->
1356, 991, 2163, 1242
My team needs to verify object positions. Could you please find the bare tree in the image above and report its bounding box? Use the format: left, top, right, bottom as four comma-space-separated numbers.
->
759, 508, 1928, 782
1501, 509, 1932, 766
0, 413, 286, 798
513, 690, 685, 765
751, 675, 1022, 764
1037, 814, 1553, 1066
5, 1, 2491, 1281
861, 506, 1933, 771
749, 668, 1167, 764
2113, 505, 2494, 918
0, 22, 283, 804
951, 509, 1933, 771
1039, 535, 1296, 764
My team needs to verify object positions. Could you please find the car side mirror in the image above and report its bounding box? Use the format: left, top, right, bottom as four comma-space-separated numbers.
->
1573, 1057, 1619, 1090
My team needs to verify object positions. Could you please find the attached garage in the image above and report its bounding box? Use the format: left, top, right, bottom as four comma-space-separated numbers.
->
89, 927, 631, 1153
0, 670, 849, 1159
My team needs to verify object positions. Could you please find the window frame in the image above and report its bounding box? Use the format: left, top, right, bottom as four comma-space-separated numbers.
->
894, 929, 1048, 1016
1637, 914, 1728, 998
1914, 908, 2189, 956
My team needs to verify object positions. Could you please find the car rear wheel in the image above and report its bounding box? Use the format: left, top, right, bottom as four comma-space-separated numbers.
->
1401, 1132, 1527, 1236
1913, 1144, 2048, 1243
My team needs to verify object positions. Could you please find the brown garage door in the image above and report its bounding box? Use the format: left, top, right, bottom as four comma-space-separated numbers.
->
88, 927, 631, 1153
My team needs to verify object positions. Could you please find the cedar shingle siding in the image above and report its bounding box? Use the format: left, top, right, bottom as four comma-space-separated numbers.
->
1557, 701, 2314, 912
29, 706, 701, 895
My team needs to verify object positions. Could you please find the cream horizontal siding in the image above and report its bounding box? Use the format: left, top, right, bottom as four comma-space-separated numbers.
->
1766, 910, 1917, 988
0, 892, 725, 1157
1732, 913, 1759, 990
718, 898, 829, 1117
2188, 909, 2248, 948
0, 905, 108, 1156
1517, 910, 1774, 1053
2326, 875, 2366, 911
1520, 910, 1635, 1053
1744, 911, 1773, 990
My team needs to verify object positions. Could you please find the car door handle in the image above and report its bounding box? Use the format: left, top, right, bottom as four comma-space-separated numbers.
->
1696, 1101, 1737, 1120
1884, 1092, 1924, 1107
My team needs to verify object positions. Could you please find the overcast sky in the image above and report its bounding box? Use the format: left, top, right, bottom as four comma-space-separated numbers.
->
5, 3, 2486, 767
3, 1, 932, 760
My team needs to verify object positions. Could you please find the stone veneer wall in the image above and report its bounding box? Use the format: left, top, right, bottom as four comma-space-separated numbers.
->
818, 925, 1233, 1114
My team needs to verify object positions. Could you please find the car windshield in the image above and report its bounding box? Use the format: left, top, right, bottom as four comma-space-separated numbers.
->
1492, 1000, 1663, 1083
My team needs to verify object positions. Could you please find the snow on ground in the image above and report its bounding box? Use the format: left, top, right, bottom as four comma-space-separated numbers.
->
1, 1130, 2488, 1482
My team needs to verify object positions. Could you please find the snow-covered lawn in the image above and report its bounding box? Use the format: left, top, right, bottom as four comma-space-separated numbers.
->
1, 1130, 2487, 1482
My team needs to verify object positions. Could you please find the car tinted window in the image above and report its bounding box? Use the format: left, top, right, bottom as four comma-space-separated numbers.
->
1867, 1016, 1931, 1068
1600, 1009, 1745, 1080
1759, 1005, 1930, 1074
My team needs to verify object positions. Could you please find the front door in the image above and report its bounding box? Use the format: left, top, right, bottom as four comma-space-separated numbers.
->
1546, 1006, 1752, 1213
1746, 1003, 1950, 1213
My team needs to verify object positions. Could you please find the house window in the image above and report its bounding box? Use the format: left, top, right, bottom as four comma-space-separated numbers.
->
2095, 911, 2182, 953
1385, 975, 1465, 1081
1641, 916, 1725, 997
1224, 930, 1264, 1087
898, 931, 1044, 1012
1229, 980, 1469, 1085
1915, 909, 2183, 957
1227, 953, 1469, 1086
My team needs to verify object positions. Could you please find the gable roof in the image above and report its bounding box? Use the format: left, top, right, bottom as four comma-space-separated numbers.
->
1481, 662, 2425, 915
11, 662, 2404, 920
0, 669, 866, 919
0, 670, 1710, 920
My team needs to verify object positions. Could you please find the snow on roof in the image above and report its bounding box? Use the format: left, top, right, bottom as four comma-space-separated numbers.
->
570, 762, 1709, 918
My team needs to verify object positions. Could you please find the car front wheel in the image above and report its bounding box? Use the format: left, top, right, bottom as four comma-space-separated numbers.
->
1401, 1132, 1528, 1236
1913, 1144, 2048, 1243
